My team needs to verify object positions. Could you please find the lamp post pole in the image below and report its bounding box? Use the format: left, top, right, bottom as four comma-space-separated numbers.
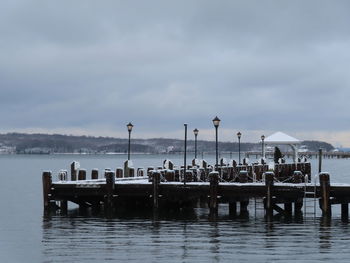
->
212, 117, 221, 171
237, 132, 241, 165
127, 122, 133, 160
184, 124, 188, 185
193, 128, 199, 159
261, 135, 265, 160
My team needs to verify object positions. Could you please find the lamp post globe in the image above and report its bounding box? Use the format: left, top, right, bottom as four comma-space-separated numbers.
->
127, 122, 133, 132
212, 116, 220, 128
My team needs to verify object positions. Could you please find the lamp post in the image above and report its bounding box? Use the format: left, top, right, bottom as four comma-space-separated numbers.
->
127, 122, 133, 160
212, 116, 221, 171
184, 124, 188, 185
261, 135, 265, 160
237, 131, 241, 165
193, 128, 199, 159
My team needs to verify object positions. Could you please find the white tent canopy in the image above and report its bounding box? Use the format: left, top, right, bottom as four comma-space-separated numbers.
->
262, 132, 301, 163
264, 131, 301, 145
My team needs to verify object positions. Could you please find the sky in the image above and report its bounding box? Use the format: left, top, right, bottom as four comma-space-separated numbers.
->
1, 0, 350, 146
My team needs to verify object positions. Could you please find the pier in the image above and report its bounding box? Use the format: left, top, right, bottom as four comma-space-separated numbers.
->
42, 158, 350, 219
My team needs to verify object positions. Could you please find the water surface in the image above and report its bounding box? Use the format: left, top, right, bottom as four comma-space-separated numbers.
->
1, 154, 350, 262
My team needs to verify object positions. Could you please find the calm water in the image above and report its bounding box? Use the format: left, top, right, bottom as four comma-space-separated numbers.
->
1, 154, 350, 262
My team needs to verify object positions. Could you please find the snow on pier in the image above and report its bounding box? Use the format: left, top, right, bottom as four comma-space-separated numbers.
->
42, 160, 350, 219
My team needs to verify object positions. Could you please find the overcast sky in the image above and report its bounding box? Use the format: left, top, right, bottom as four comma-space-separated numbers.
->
1, 1, 350, 146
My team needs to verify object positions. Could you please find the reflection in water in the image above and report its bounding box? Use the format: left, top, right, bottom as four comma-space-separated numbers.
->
209, 221, 220, 263
319, 215, 332, 251
42, 206, 350, 262
181, 222, 188, 261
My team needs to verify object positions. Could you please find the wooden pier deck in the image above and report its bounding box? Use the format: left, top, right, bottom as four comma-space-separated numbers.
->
42, 160, 350, 219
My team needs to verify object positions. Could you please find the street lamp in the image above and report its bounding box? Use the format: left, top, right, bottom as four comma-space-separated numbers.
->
237, 131, 242, 165
193, 128, 199, 159
261, 135, 265, 160
184, 124, 188, 185
127, 122, 133, 160
212, 116, 221, 171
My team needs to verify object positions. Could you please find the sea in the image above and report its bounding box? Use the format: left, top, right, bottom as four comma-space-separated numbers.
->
1, 153, 350, 262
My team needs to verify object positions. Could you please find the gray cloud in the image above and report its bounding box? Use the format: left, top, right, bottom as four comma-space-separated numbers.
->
1, 0, 350, 144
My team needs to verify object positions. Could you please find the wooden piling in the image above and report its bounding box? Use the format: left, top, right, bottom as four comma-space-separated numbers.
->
60, 200, 68, 212
165, 170, 175, 182
58, 170, 67, 181
129, 167, 135, 177
341, 203, 348, 220
265, 172, 274, 216
284, 202, 292, 215
116, 168, 123, 178
57, 170, 68, 211
229, 201, 237, 216
105, 171, 115, 212
91, 169, 100, 211
70, 162, 78, 181
91, 169, 98, 179
185, 170, 193, 182
152, 171, 160, 209
318, 149, 322, 173
78, 169, 86, 180
209, 171, 219, 214
174, 169, 180, 181
294, 198, 303, 213
319, 172, 331, 216
239, 171, 249, 212
137, 168, 144, 177
42, 171, 52, 210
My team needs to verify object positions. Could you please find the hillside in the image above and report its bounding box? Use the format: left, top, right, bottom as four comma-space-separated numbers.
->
0, 133, 334, 154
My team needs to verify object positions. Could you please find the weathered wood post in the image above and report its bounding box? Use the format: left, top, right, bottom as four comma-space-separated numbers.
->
319, 172, 331, 216
91, 169, 98, 179
57, 170, 68, 211
78, 169, 86, 180
185, 170, 193, 182
229, 201, 237, 217
42, 171, 52, 211
318, 149, 322, 173
116, 168, 123, 178
105, 171, 115, 213
129, 167, 135, 177
209, 171, 219, 215
265, 172, 274, 217
152, 171, 161, 210
239, 170, 249, 213
284, 202, 292, 215
165, 170, 175, 182
58, 170, 67, 181
71, 161, 80, 181
341, 203, 349, 221
124, 160, 132, 178
174, 169, 180, 182
137, 168, 144, 177
90, 169, 99, 211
